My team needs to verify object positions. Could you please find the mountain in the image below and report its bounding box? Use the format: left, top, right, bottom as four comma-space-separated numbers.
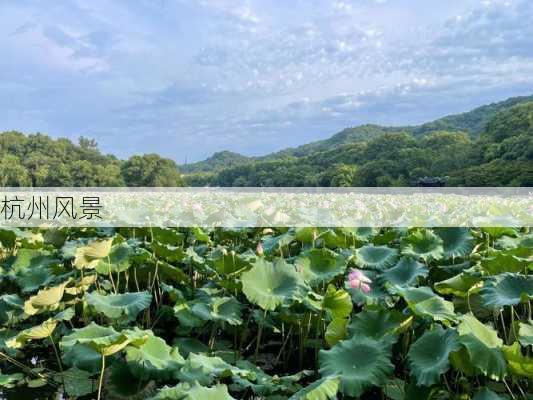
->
180, 151, 251, 173
183, 95, 533, 187
181, 94, 533, 174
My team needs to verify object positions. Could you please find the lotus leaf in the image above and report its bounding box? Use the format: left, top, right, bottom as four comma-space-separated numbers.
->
126, 333, 184, 377
241, 258, 307, 311
62, 367, 95, 397
319, 335, 393, 397
383, 257, 427, 287
74, 239, 113, 269
95, 242, 135, 274
6, 318, 58, 349
60, 322, 148, 356
407, 325, 459, 385
356, 245, 398, 270
294, 248, 346, 285
518, 321, 533, 347
452, 314, 507, 380
149, 382, 235, 400
502, 342, 533, 378
472, 388, 505, 400
288, 376, 340, 400
325, 318, 348, 347
24, 280, 70, 315
435, 272, 483, 298
401, 229, 444, 261
86, 291, 152, 321
435, 227, 474, 258
480, 273, 533, 308
348, 308, 410, 340
322, 285, 352, 319
397, 286, 457, 322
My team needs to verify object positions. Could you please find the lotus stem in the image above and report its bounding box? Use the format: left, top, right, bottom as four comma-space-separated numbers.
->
107, 256, 117, 294
500, 310, 508, 343
49, 334, 64, 385
255, 309, 267, 363
97, 354, 106, 400
502, 377, 516, 400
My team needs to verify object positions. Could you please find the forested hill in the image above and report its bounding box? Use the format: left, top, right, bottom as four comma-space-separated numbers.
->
1, 94, 532, 187
184, 95, 533, 186
0, 133, 183, 187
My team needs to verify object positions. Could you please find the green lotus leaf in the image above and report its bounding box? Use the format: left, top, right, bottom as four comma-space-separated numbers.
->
62, 343, 102, 373
73, 238, 113, 269
86, 291, 152, 321
288, 376, 340, 400
518, 321, 533, 347
149, 382, 235, 400
348, 308, 410, 341
15, 266, 56, 294
472, 388, 505, 400
294, 248, 346, 285
54, 307, 75, 321
383, 257, 427, 287
208, 247, 251, 275
241, 258, 307, 311
407, 325, 459, 386
397, 286, 457, 323
480, 273, 533, 308
174, 300, 207, 329
435, 272, 483, 298
356, 245, 398, 270
481, 227, 517, 239
496, 233, 533, 250
62, 367, 95, 398
383, 378, 405, 400
319, 335, 394, 397
401, 230, 444, 261
6, 318, 58, 349
0, 294, 24, 325
126, 333, 184, 377
150, 227, 185, 246
452, 314, 506, 380
435, 227, 474, 258
23, 280, 70, 315
190, 296, 243, 326
325, 318, 348, 347
151, 241, 187, 263
481, 248, 531, 275
0, 371, 23, 389
95, 242, 135, 274
322, 284, 352, 319
262, 231, 295, 255
502, 342, 533, 378
177, 353, 249, 386
10, 249, 59, 292
60, 322, 148, 356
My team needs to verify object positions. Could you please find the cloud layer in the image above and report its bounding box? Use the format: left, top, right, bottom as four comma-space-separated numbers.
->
1, 0, 533, 161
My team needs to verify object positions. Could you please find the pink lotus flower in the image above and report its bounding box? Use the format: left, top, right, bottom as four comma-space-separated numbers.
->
348, 269, 372, 293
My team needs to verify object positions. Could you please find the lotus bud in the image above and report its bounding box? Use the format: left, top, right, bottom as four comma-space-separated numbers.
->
348, 268, 372, 293
256, 242, 264, 256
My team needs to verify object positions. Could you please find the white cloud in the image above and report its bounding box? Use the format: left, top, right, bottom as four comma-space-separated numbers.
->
0, 0, 532, 161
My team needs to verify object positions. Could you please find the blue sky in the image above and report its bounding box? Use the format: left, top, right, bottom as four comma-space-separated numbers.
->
1, 0, 533, 162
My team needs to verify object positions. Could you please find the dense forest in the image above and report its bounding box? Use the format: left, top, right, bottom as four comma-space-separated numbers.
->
184, 96, 533, 187
0, 134, 183, 187
0, 95, 532, 187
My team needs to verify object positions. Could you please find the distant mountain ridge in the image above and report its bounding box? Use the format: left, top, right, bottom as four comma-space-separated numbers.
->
181, 94, 533, 174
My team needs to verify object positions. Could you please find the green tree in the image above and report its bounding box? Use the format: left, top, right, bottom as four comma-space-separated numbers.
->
121, 154, 184, 186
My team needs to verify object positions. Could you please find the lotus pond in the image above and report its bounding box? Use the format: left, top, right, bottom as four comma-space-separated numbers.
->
0, 227, 532, 399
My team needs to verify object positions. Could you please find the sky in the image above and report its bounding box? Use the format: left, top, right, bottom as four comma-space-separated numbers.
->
1, 0, 533, 163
